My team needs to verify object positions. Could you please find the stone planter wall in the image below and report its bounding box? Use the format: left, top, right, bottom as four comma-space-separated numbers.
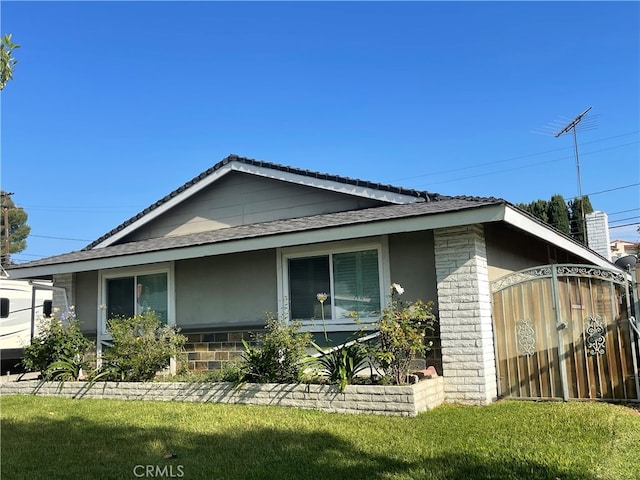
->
0, 377, 445, 417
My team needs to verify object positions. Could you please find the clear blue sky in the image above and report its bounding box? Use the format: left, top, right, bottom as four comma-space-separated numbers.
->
1, 1, 638, 263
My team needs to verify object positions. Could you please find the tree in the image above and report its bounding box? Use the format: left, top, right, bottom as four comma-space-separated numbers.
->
568, 196, 594, 245
1, 34, 20, 91
547, 194, 571, 235
530, 199, 550, 224
1, 191, 31, 267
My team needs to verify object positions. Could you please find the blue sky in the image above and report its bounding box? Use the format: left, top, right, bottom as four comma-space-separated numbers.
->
1, 1, 638, 263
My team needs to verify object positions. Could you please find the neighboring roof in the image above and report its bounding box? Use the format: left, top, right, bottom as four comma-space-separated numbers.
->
85, 154, 444, 250
10, 196, 504, 273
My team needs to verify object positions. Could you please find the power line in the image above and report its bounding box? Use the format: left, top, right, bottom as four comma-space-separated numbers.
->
609, 222, 640, 230
391, 130, 639, 183
608, 208, 640, 216
411, 141, 638, 188
609, 216, 640, 224
30, 234, 91, 242
578, 183, 640, 198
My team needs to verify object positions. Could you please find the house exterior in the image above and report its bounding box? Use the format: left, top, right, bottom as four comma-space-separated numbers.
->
8, 154, 625, 405
610, 239, 639, 261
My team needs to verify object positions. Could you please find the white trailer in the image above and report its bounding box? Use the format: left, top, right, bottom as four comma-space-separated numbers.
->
0, 277, 55, 367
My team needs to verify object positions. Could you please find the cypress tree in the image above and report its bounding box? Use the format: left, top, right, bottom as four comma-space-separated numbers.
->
547, 194, 571, 235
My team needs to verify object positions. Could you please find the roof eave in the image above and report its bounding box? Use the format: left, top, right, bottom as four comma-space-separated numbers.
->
8, 204, 506, 278
502, 205, 615, 270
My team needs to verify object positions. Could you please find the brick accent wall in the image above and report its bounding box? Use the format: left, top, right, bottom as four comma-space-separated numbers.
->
52, 273, 74, 311
434, 224, 497, 405
181, 330, 259, 371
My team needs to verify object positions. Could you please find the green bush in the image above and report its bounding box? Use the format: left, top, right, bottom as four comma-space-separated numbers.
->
241, 316, 312, 383
22, 307, 93, 378
373, 283, 436, 384
99, 311, 186, 382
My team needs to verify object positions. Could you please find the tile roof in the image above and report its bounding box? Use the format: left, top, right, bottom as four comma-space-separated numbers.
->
11, 196, 505, 270
84, 154, 445, 250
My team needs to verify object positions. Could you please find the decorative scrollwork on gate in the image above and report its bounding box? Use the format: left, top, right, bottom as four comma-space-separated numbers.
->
491, 267, 552, 292
516, 318, 536, 357
556, 265, 626, 284
585, 315, 606, 356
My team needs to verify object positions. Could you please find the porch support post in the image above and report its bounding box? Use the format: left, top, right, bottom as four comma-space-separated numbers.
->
434, 224, 497, 405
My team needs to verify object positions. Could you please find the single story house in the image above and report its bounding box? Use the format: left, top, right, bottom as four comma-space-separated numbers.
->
8, 155, 638, 405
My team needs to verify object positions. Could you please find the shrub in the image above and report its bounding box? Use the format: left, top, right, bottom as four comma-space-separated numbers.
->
22, 307, 93, 378
241, 315, 312, 383
372, 283, 436, 384
99, 311, 186, 382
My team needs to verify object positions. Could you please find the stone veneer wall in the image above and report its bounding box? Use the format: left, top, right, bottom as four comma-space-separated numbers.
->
0, 377, 445, 417
52, 273, 74, 310
181, 330, 259, 371
433, 224, 497, 405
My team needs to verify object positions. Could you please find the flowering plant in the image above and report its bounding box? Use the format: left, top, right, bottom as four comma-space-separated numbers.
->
22, 306, 93, 378
373, 283, 436, 385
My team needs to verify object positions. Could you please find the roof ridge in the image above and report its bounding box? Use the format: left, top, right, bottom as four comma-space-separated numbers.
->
449, 194, 506, 203
85, 154, 443, 250
223, 154, 436, 199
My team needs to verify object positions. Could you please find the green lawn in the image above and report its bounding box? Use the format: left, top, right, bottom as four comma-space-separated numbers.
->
1, 396, 639, 480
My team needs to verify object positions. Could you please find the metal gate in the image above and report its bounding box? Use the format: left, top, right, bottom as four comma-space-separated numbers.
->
491, 264, 639, 401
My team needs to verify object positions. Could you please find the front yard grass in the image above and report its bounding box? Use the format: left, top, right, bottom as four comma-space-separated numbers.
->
1, 396, 638, 480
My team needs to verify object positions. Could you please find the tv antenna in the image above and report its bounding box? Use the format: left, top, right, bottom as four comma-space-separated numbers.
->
554, 107, 593, 239
534, 107, 596, 241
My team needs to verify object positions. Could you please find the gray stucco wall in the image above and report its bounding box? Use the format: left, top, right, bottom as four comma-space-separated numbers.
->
75, 270, 98, 333
124, 172, 383, 242
175, 249, 277, 328
484, 223, 585, 281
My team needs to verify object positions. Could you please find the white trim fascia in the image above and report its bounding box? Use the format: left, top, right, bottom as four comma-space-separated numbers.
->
92, 160, 424, 250
502, 205, 615, 269
9, 205, 508, 279
232, 163, 425, 205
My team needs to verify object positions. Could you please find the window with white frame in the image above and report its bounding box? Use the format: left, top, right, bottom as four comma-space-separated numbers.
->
284, 246, 383, 325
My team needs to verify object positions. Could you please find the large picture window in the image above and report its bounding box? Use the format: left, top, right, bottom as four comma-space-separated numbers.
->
105, 272, 169, 324
286, 248, 382, 324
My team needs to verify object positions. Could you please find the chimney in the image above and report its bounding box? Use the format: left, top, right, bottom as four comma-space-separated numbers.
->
585, 211, 612, 261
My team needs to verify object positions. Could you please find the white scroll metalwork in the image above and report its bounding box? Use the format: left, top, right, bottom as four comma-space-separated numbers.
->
516, 318, 536, 357
585, 315, 606, 356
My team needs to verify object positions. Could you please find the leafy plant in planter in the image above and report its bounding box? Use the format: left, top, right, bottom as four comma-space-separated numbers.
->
310, 341, 371, 392
98, 311, 186, 382
373, 283, 436, 385
22, 307, 93, 379
309, 292, 373, 392
241, 315, 311, 384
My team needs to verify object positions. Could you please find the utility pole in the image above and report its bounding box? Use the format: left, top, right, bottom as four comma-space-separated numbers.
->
554, 107, 592, 242
1, 191, 14, 267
